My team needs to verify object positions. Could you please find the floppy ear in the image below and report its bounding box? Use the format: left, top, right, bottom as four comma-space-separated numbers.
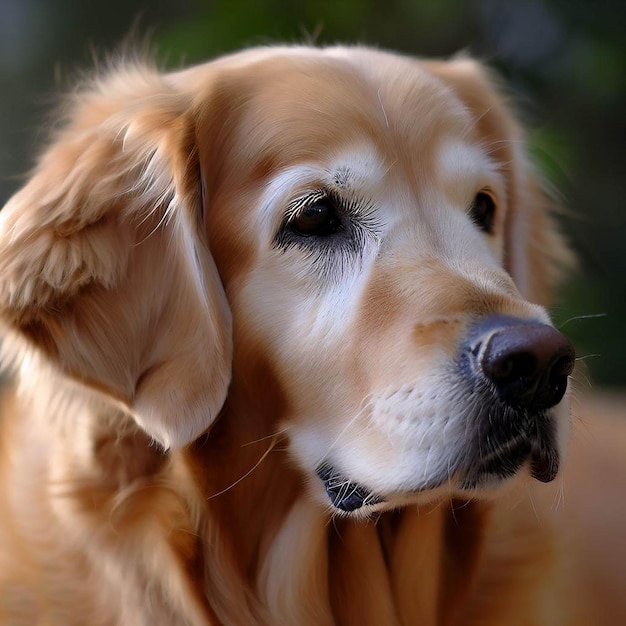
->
503, 154, 575, 306
0, 65, 232, 448
424, 57, 574, 306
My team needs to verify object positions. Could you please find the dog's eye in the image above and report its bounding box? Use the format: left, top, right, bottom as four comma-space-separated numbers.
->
290, 199, 341, 237
470, 192, 496, 234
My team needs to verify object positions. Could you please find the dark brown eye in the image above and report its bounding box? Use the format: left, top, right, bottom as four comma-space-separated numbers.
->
470, 192, 496, 234
290, 199, 341, 237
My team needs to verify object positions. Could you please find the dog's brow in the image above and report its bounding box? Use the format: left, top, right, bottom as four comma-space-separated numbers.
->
435, 139, 505, 207
259, 147, 385, 230
326, 145, 387, 191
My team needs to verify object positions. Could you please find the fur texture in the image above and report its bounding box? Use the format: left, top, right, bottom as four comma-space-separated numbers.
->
0, 45, 610, 625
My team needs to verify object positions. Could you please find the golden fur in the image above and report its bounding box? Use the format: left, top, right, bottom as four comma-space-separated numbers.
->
0, 45, 622, 625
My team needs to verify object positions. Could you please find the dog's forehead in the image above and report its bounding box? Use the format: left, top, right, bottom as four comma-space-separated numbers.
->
200, 49, 506, 283
196, 48, 477, 176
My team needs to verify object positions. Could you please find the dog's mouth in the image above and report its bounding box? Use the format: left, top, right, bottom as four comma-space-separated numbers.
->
315, 463, 384, 512
317, 431, 559, 512
460, 433, 559, 489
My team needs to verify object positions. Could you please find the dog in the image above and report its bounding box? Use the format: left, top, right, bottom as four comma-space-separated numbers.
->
0, 44, 619, 625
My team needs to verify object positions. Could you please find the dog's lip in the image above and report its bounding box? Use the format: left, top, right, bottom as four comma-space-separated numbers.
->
463, 435, 560, 486
315, 462, 448, 510
529, 443, 560, 483
315, 462, 384, 512
316, 431, 559, 510
475, 436, 532, 471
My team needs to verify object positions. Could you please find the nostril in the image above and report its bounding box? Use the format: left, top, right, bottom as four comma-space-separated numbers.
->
551, 353, 575, 379
489, 352, 536, 384
543, 352, 575, 402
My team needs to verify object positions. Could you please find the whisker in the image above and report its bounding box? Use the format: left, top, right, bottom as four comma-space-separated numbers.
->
574, 370, 594, 390
241, 426, 290, 447
551, 475, 565, 511
377, 89, 390, 129
525, 484, 540, 523
558, 312, 607, 330
315, 396, 374, 467
208, 438, 277, 500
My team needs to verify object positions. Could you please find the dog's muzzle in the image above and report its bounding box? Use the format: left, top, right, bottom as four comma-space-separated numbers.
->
460, 315, 575, 487
316, 316, 574, 510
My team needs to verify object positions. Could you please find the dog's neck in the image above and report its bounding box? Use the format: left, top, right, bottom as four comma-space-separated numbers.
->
178, 354, 492, 626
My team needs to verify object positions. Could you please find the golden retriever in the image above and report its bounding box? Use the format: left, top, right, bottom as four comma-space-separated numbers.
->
0, 44, 621, 625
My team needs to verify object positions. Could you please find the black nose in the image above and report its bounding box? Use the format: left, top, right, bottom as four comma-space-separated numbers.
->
469, 316, 575, 410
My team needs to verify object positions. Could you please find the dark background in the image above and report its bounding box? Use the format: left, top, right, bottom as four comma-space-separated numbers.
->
1, 0, 624, 389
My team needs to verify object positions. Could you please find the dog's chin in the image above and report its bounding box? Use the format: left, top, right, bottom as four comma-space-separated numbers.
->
315, 437, 560, 515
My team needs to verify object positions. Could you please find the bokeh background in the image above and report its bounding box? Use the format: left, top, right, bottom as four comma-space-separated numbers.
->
1, 0, 624, 390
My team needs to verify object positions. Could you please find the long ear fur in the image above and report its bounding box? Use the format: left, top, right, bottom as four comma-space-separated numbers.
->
424, 57, 574, 306
0, 64, 232, 448
504, 158, 575, 306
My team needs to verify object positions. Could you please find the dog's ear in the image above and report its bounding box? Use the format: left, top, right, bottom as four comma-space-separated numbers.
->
503, 161, 574, 306
424, 57, 574, 306
0, 65, 232, 448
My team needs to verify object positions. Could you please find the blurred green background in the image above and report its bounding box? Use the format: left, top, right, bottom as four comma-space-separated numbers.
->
0, 0, 624, 389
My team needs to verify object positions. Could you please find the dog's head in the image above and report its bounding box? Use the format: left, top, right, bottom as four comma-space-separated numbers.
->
0, 46, 574, 513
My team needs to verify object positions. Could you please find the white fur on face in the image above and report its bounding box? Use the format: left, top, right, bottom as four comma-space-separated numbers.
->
235, 137, 565, 509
